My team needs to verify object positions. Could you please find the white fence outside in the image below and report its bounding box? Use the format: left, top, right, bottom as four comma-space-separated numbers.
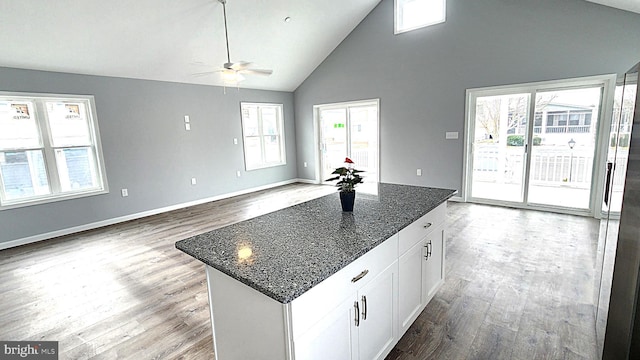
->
473, 144, 628, 190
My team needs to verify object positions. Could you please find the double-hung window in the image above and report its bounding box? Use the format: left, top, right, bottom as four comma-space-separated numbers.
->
0, 92, 108, 209
240, 102, 286, 170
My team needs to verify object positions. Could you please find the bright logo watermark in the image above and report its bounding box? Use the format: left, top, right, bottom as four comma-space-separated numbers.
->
1, 341, 58, 359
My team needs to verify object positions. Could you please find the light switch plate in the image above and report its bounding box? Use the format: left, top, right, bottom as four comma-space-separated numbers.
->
121, 188, 128, 197
445, 131, 459, 139
184, 115, 190, 123
185, 123, 191, 131
191, 177, 197, 185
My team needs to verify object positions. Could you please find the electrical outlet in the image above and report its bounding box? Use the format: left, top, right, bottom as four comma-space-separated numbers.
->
121, 188, 128, 197
233, 138, 238, 145
304, 162, 308, 168
191, 177, 197, 185
184, 115, 190, 123
417, 169, 422, 176
236, 170, 241, 177
185, 123, 191, 131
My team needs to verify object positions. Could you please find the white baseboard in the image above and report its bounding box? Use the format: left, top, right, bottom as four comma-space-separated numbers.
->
295, 178, 319, 184
1, 179, 301, 251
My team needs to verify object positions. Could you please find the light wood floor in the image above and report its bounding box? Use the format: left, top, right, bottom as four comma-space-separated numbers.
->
0, 183, 601, 359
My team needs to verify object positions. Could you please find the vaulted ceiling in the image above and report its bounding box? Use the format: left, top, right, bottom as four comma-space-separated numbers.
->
0, 0, 382, 91
0, 0, 638, 92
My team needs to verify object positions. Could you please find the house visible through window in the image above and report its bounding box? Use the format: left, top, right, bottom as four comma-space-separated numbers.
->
240, 102, 286, 170
395, 0, 446, 34
0, 92, 107, 209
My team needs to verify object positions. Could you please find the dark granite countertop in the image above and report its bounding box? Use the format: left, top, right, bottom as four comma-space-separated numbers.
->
175, 183, 456, 303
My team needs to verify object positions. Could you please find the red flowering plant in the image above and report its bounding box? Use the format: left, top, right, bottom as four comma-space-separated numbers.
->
325, 157, 364, 193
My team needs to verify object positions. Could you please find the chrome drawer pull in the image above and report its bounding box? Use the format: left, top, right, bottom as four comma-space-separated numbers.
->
351, 269, 369, 283
354, 301, 360, 327
423, 222, 432, 229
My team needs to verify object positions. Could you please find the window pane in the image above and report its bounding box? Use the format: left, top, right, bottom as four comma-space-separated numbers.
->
0, 150, 50, 200
244, 137, 262, 168
262, 109, 279, 136
398, 0, 445, 32
46, 102, 92, 147
55, 147, 99, 192
242, 106, 260, 136
263, 135, 282, 163
0, 101, 41, 149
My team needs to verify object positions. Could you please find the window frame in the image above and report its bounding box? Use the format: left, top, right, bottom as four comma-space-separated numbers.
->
0, 92, 108, 210
394, 0, 446, 35
240, 102, 286, 171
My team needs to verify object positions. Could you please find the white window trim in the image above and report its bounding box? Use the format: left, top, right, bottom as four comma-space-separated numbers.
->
0, 92, 109, 210
240, 102, 286, 171
394, 0, 446, 35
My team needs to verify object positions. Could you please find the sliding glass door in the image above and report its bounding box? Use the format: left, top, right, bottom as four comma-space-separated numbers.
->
466, 76, 614, 213
469, 93, 530, 202
527, 87, 603, 209
316, 100, 379, 191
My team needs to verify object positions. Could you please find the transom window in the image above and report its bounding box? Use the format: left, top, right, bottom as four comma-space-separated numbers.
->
0, 92, 108, 209
395, 0, 446, 34
240, 102, 286, 170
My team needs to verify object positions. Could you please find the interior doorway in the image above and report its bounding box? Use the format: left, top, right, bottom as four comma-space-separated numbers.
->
315, 99, 379, 192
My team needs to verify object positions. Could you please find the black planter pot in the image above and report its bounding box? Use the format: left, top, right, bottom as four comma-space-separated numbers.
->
340, 191, 356, 212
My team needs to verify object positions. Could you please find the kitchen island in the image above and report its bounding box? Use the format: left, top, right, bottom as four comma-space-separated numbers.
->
176, 183, 456, 360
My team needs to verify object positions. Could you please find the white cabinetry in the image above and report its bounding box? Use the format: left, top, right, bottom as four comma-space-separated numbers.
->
204, 203, 447, 360
291, 235, 398, 360
293, 262, 397, 360
397, 203, 446, 337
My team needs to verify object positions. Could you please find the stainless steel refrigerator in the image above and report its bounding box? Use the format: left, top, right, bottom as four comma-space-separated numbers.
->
599, 62, 640, 359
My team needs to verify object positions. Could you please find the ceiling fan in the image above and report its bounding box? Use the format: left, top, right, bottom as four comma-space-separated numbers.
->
193, 0, 273, 85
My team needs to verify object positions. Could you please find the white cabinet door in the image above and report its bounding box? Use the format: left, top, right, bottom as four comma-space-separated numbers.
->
294, 296, 358, 360
357, 262, 397, 360
423, 224, 445, 301
398, 239, 425, 336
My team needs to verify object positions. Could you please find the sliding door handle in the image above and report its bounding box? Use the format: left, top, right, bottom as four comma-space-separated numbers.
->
604, 162, 613, 206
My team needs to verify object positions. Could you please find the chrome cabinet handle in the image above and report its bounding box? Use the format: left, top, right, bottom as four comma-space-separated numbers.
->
361, 295, 367, 320
351, 269, 369, 283
424, 240, 432, 260
354, 301, 360, 327
423, 222, 432, 229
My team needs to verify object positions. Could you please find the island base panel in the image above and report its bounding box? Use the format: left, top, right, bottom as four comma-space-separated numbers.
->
206, 266, 292, 360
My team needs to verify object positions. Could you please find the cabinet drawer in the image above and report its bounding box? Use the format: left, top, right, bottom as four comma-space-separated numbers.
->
398, 202, 446, 255
290, 234, 398, 338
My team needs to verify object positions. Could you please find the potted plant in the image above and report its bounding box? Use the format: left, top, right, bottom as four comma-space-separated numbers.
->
326, 157, 364, 212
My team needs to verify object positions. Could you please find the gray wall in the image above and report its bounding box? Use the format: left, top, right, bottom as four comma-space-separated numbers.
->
294, 0, 640, 190
0, 67, 297, 244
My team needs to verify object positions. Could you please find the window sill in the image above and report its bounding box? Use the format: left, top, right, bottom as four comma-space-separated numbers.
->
0, 188, 109, 211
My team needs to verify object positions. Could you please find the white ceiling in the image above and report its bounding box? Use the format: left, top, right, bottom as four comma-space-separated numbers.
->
585, 0, 640, 14
0, 0, 382, 92
0, 0, 638, 92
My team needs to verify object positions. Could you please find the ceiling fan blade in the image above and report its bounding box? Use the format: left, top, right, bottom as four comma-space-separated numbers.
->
227, 62, 252, 71
191, 70, 221, 77
239, 69, 273, 76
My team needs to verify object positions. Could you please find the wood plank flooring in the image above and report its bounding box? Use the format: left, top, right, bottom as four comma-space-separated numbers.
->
387, 201, 601, 360
0, 183, 601, 359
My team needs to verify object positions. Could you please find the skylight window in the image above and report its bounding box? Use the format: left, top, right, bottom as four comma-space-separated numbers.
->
395, 0, 446, 34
